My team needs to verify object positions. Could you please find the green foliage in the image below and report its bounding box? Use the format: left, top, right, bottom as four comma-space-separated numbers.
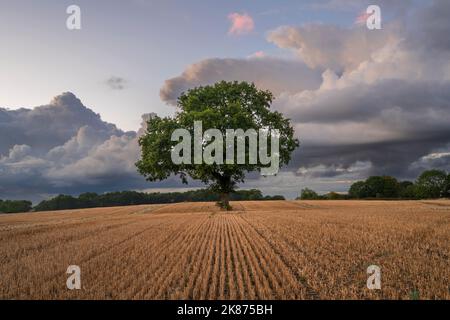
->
33, 195, 79, 211
398, 181, 416, 199
349, 181, 369, 199
380, 176, 400, 198
304, 169, 448, 201
445, 174, 450, 198
33, 189, 282, 212
299, 188, 320, 200
348, 176, 400, 199
363, 176, 400, 198
0, 199, 32, 213
78, 192, 99, 208
266, 195, 285, 200
415, 169, 447, 199
230, 189, 262, 200
323, 192, 349, 200
364, 176, 386, 198
298, 189, 348, 200
136, 81, 298, 209
409, 290, 420, 300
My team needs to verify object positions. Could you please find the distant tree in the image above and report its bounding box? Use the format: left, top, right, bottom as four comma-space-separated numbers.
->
34, 195, 79, 211
230, 189, 263, 201
415, 169, 447, 199
364, 176, 385, 197
349, 176, 400, 199
299, 188, 319, 200
136, 81, 298, 210
0, 200, 32, 213
266, 195, 285, 200
349, 181, 368, 199
78, 192, 99, 208
324, 192, 348, 200
361, 176, 399, 198
399, 181, 416, 199
399, 181, 413, 192
381, 176, 400, 198
444, 174, 450, 198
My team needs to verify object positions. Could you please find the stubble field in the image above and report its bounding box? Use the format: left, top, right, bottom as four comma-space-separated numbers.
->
0, 200, 448, 300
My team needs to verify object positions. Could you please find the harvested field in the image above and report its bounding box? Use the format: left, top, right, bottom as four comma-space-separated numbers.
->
0, 200, 449, 300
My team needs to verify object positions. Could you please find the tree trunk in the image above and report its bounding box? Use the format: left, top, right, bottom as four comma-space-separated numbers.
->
219, 192, 231, 211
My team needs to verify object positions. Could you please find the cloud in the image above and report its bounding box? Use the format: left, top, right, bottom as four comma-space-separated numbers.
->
227, 12, 254, 35
248, 51, 266, 58
354, 11, 371, 25
267, 24, 394, 72
105, 76, 127, 90
0, 93, 160, 202
409, 148, 450, 175
159, 0, 450, 190
267, 0, 450, 181
311, 0, 414, 15
160, 57, 322, 105
0, 92, 121, 156
3, 1, 450, 201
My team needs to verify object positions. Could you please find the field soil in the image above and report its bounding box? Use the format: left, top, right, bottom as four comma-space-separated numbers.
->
0, 200, 448, 299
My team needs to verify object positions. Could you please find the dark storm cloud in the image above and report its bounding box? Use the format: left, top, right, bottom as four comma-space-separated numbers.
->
0, 92, 122, 156
0, 93, 161, 202
286, 138, 450, 178
406, 0, 450, 53
159, 0, 450, 188
269, 2, 450, 182
409, 151, 450, 176
278, 80, 450, 126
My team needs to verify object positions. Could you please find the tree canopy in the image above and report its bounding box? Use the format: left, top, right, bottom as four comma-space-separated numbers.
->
299, 188, 320, 200
415, 169, 447, 199
136, 81, 298, 209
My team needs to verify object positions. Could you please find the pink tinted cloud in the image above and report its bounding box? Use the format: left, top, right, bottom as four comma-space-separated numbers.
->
228, 12, 254, 35
248, 51, 266, 58
355, 11, 371, 25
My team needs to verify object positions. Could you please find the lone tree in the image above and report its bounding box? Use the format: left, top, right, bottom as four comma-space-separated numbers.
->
136, 81, 298, 209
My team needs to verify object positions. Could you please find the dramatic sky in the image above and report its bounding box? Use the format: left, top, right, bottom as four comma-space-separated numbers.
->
1, 0, 450, 201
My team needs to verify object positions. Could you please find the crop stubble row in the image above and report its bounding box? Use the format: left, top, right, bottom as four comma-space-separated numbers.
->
0, 200, 448, 299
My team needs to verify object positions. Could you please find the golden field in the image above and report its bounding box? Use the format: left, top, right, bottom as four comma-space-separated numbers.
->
0, 200, 448, 300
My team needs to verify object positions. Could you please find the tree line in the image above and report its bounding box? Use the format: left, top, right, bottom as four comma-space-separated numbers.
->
299, 169, 450, 200
3, 169, 449, 213
0, 200, 33, 214
0, 189, 284, 213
